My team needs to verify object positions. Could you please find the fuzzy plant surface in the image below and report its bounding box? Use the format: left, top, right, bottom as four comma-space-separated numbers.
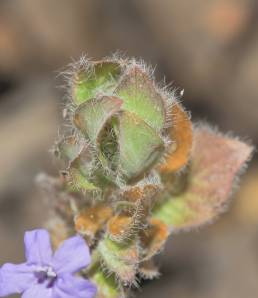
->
38, 56, 253, 298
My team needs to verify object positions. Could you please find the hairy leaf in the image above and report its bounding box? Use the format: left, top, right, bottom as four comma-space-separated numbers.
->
153, 126, 253, 230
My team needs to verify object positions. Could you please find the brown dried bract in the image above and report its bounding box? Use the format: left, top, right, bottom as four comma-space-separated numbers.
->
159, 102, 192, 173
107, 214, 133, 240
141, 218, 169, 260
124, 184, 158, 203
74, 204, 112, 239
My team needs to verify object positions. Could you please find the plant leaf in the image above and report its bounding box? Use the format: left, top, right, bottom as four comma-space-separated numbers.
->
153, 126, 253, 230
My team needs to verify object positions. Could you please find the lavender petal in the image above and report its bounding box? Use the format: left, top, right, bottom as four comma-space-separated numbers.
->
24, 229, 53, 266
22, 284, 52, 298
54, 274, 97, 298
0, 263, 36, 296
52, 235, 90, 274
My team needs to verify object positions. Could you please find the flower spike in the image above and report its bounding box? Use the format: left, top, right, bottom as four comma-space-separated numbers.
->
36, 55, 253, 298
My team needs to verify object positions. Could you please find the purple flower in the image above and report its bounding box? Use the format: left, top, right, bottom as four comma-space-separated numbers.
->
0, 229, 97, 298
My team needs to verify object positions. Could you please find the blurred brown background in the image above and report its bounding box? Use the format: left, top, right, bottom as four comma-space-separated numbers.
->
0, 1, 258, 297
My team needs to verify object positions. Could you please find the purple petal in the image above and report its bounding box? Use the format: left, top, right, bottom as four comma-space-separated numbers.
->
52, 235, 90, 274
22, 284, 52, 298
54, 274, 97, 298
0, 263, 36, 296
24, 229, 53, 266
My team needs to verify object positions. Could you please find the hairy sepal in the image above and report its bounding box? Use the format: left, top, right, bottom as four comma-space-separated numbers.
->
115, 64, 166, 132
72, 60, 122, 105
98, 236, 139, 285
68, 145, 99, 192
74, 96, 122, 145
90, 268, 125, 298
118, 111, 165, 182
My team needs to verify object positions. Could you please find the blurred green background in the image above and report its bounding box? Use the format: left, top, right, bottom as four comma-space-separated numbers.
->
0, 1, 258, 297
